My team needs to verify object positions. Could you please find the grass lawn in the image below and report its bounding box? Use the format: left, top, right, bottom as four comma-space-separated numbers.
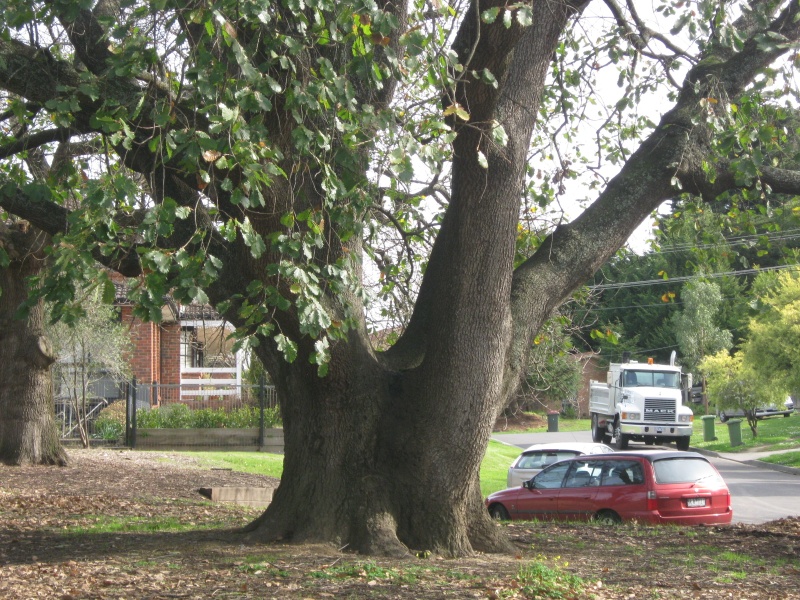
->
689, 412, 800, 466
172, 450, 285, 479
173, 440, 522, 498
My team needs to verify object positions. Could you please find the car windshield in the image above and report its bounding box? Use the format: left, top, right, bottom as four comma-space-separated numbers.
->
653, 458, 721, 484
624, 370, 680, 389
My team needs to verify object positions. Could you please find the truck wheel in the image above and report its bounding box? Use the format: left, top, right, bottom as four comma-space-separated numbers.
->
591, 414, 603, 443
614, 424, 629, 450
675, 436, 690, 451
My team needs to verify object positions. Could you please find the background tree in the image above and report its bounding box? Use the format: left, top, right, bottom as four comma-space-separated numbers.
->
49, 289, 132, 448
741, 271, 800, 400
700, 349, 779, 437
2, 0, 800, 557
672, 280, 733, 410
506, 311, 584, 419
0, 219, 67, 465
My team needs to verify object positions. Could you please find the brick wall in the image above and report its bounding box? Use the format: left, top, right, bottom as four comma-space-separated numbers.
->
160, 323, 181, 386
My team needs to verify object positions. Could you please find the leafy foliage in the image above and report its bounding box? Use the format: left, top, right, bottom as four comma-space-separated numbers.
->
672, 281, 733, 372
136, 404, 280, 429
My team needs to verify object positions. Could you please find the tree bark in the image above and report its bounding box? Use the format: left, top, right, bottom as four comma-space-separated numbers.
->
0, 222, 67, 466
243, 329, 511, 556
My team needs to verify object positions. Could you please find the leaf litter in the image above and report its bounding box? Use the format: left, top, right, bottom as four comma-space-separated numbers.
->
0, 449, 798, 599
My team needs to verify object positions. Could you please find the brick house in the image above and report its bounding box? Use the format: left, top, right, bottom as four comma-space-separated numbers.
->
115, 282, 244, 407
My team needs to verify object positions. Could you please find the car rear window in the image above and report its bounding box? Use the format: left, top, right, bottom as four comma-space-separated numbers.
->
517, 450, 580, 470
653, 457, 720, 484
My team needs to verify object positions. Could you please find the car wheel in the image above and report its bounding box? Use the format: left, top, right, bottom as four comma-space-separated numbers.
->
488, 504, 510, 521
675, 436, 690, 451
594, 510, 621, 525
719, 413, 729, 423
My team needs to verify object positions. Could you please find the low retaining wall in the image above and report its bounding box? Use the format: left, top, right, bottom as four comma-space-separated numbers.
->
135, 427, 284, 452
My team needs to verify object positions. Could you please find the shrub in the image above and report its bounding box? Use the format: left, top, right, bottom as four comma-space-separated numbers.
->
93, 418, 124, 441
92, 400, 127, 441
135, 405, 281, 429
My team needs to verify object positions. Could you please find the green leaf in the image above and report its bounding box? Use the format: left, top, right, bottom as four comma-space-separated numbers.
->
490, 121, 508, 147
240, 219, 267, 258
516, 6, 533, 27
481, 7, 500, 24
102, 277, 116, 304
274, 333, 298, 363
477, 150, 488, 169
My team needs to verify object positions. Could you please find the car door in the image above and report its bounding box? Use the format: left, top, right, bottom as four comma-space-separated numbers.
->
513, 462, 571, 520
557, 460, 602, 521
593, 459, 648, 521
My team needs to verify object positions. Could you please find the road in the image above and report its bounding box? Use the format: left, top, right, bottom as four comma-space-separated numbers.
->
492, 431, 800, 525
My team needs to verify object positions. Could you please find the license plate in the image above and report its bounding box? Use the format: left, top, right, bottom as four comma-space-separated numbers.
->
656, 427, 663, 433
687, 498, 706, 507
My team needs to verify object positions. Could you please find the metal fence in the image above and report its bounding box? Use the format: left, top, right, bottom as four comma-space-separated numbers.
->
54, 377, 127, 440
57, 377, 280, 448
124, 378, 281, 450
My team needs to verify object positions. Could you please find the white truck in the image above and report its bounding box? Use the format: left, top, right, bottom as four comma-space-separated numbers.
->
589, 354, 694, 451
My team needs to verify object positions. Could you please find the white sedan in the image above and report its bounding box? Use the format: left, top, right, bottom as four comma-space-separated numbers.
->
506, 442, 614, 488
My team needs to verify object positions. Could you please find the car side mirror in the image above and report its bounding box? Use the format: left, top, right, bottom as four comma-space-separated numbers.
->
523, 479, 533, 490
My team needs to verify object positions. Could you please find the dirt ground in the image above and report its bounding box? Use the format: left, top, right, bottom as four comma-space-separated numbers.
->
1, 449, 799, 599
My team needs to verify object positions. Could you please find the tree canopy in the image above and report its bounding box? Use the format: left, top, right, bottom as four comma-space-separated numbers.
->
3, 0, 800, 557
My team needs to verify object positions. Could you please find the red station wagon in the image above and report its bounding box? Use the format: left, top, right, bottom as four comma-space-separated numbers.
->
485, 451, 732, 526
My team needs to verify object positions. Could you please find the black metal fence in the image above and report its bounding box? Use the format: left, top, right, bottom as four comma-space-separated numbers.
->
56, 377, 280, 450
124, 378, 281, 450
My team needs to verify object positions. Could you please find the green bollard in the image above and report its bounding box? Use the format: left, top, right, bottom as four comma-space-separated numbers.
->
702, 415, 717, 441
727, 419, 743, 447
547, 411, 559, 432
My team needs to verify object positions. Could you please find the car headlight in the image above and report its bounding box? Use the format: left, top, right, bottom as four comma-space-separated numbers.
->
679, 414, 694, 423
622, 411, 640, 420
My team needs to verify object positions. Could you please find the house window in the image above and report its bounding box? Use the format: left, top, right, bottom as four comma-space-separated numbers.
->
180, 328, 204, 368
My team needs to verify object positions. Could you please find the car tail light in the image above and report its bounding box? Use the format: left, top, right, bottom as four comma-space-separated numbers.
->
647, 490, 658, 511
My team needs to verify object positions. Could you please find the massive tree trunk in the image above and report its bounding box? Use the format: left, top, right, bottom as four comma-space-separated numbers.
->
244, 329, 510, 556
0, 222, 67, 466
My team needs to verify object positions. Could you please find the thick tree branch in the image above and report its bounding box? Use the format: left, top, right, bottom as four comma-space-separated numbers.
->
505, 0, 800, 395
0, 128, 77, 160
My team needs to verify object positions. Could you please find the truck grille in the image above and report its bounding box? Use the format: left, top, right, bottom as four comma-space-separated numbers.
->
643, 398, 677, 421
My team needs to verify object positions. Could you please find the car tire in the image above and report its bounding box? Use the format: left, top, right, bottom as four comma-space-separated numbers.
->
488, 504, 510, 521
675, 436, 690, 451
594, 510, 621, 525
719, 413, 729, 423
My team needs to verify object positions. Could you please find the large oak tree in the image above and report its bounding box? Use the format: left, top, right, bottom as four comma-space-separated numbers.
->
2, 0, 800, 556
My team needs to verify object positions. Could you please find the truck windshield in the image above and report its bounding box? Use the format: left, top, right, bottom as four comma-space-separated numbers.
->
624, 371, 680, 388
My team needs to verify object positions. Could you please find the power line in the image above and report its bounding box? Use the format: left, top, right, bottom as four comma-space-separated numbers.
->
643, 228, 800, 254
590, 263, 800, 291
